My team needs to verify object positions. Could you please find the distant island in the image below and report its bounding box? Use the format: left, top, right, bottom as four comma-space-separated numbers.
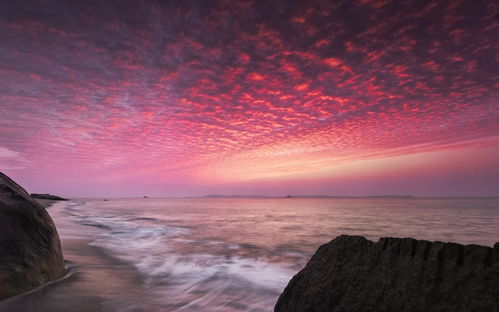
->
202, 194, 273, 198
201, 194, 415, 199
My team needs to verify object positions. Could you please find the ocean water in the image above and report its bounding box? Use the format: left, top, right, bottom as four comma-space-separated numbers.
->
46, 198, 499, 311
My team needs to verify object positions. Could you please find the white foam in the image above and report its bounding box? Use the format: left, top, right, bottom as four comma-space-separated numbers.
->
70, 202, 296, 311
81, 213, 292, 286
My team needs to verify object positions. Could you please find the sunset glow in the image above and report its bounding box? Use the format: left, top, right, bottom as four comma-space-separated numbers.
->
1, 0, 498, 196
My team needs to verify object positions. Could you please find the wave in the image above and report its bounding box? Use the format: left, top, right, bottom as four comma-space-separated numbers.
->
66, 202, 294, 311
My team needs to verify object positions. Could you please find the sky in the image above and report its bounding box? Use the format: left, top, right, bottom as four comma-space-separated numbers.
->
0, 0, 498, 197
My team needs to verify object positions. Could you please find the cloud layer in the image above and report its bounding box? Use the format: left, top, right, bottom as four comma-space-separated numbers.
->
0, 0, 498, 195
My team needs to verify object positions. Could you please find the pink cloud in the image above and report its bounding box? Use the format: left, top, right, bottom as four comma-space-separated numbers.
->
0, 0, 498, 196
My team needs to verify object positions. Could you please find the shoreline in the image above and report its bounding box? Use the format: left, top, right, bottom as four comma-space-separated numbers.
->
0, 201, 146, 312
2, 198, 498, 311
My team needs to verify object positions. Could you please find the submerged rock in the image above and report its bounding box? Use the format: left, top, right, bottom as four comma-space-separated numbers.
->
31, 193, 68, 201
275, 235, 499, 312
0, 172, 65, 300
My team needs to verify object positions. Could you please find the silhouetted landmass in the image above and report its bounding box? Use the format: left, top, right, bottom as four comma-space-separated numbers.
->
275, 235, 499, 312
202, 194, 273, 198
202, 194, 414, 199
0, 172, 65, 300
31, 193, 69, 201
285, 195, 415, 198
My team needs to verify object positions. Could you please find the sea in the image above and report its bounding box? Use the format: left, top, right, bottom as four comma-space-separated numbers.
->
2, 197, 498, 312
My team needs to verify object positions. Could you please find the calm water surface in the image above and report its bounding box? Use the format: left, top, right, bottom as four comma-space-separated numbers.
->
52, 198, 499, 311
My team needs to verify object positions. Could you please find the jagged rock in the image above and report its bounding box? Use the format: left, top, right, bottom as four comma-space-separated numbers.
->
0, 172, 65, 300
275, 235, 499, 312
31, 193, 68, 201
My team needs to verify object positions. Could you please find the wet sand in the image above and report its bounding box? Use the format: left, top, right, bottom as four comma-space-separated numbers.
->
0, 201, 149, 312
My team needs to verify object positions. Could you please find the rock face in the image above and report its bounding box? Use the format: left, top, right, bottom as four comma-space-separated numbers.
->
30, 193, 68, 201
0, 172, 65, 300
275, 235, 499, 312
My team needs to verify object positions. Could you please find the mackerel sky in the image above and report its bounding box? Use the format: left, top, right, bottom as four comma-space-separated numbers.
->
0, 0, 498, 197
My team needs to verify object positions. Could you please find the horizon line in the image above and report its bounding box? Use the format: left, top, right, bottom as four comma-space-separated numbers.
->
58, 194, 499, 199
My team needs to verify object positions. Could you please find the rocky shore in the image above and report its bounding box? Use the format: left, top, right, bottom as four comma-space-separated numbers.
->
0, 172, 65, 300
275, 235, 499, 312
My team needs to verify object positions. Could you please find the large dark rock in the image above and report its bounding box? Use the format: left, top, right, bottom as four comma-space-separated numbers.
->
0, 172, 65, 300
275, 235, 499, 312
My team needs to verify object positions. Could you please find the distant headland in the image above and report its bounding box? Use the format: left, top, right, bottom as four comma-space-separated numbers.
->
201, 194, 415, 199
30, 193, 69, 201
